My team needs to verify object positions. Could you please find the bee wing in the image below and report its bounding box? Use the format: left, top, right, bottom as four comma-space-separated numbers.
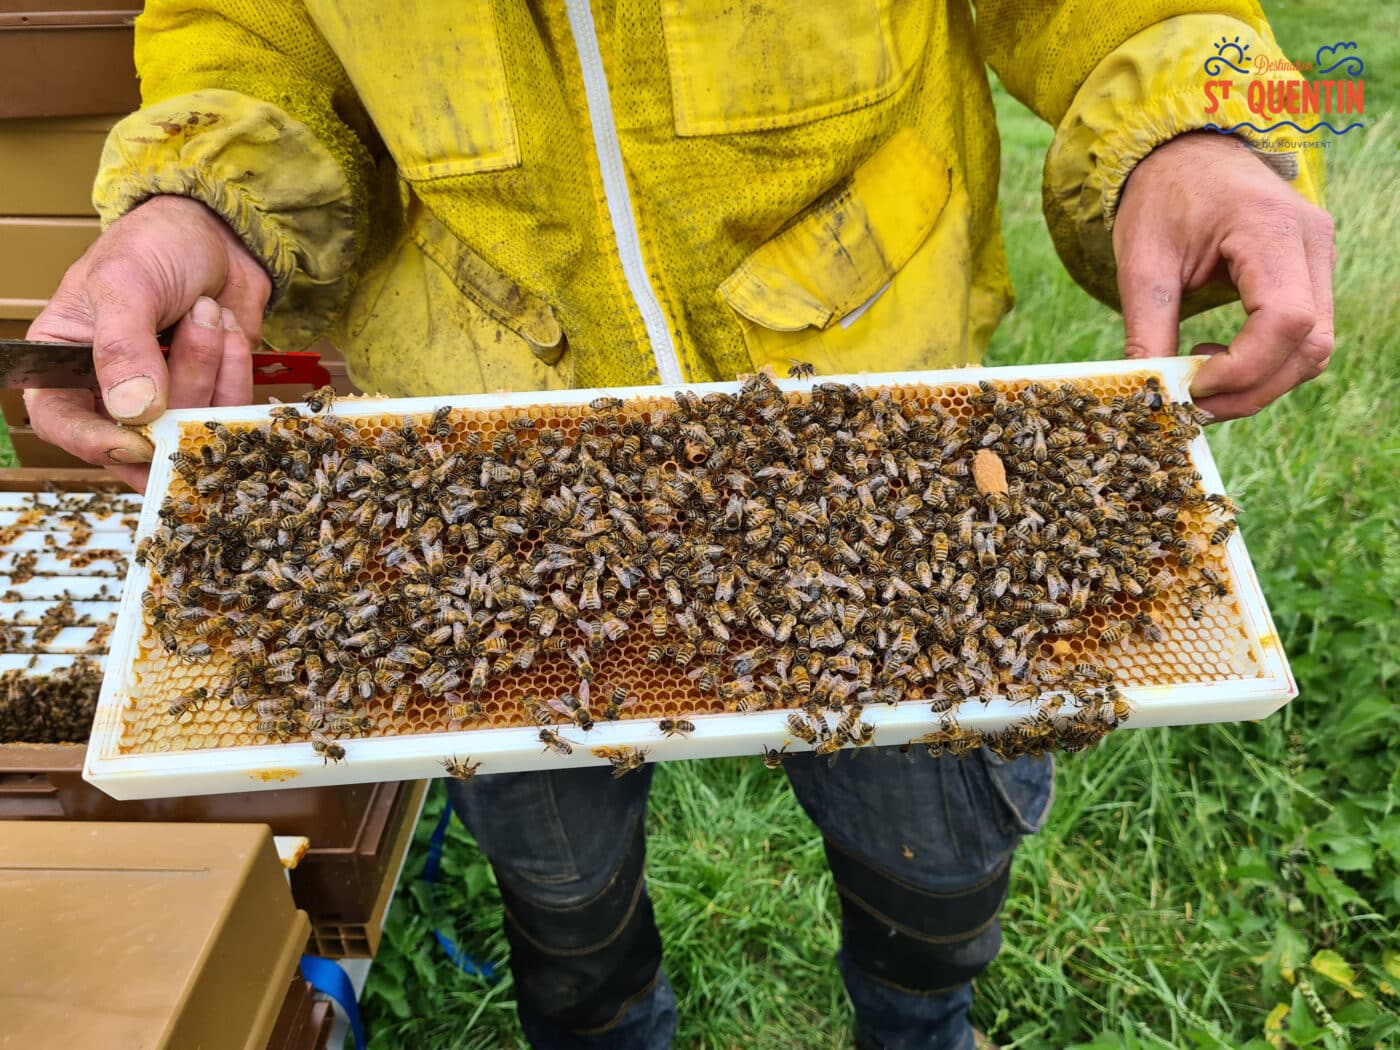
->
545, 696, 576, 717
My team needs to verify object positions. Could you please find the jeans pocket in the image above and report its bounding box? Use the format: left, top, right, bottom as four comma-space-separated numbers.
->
448, 771, 581, 887
977, 751, 1055, 838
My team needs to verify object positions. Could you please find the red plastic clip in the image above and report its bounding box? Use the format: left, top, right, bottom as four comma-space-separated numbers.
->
250, 349, 332, 388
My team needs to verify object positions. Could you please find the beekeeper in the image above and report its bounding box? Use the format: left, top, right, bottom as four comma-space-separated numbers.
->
27, 3, 1334, 1047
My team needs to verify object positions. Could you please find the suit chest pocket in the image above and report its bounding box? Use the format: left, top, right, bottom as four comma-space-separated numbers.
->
659, 0, 906, 136
306, 0, 520, 180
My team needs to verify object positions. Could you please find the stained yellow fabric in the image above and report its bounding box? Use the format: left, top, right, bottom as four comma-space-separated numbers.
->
658, 0, 906, 136
91, 0, 1321, 398
719, 129, 951, 332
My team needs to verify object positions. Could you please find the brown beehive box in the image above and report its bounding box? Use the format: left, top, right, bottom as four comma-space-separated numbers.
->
0, 6, 140, 119
0, 115, 113, 215
0, 467, 420, 941
0, 216, 100, 320
0, 821, 309, 1050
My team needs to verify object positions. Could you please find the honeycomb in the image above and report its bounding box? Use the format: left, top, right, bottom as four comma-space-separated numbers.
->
117, 373, 1256, 760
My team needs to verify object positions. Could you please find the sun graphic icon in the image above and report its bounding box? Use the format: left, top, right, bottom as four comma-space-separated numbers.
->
1214, 35, 1250, 63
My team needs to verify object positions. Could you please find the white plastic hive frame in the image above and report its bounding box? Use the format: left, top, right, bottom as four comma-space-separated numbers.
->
85, 357, 1294, 799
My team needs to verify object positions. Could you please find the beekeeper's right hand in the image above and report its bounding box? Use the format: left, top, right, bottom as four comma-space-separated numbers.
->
23, 194, 271, 491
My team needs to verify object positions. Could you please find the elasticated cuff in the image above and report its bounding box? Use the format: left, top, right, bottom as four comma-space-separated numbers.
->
93, 88, 361, 349
1043, 14, 1326, 310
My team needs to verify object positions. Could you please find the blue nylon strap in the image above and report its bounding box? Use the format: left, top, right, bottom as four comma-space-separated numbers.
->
301, 954, 367, 1050
424, 800, 499, 982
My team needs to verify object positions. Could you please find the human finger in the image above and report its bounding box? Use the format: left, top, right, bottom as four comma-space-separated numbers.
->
86, 257, 170, 424
210, 308, 254, 407
1117, 245, 1184, 360
1298, 206, 1337, 380
1190, 206, 1315, 403
1195, 210, 1336, 421
23, 386, 155, 491
166, 296, 225, 409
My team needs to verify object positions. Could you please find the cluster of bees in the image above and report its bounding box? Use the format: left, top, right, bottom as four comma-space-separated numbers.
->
0, 490, 137, 745
135, 371, 1236, 776
0, 656, 105, 744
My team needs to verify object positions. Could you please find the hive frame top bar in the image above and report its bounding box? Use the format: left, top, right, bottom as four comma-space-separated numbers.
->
143, 357, 1206, 437
86, 355, 1295, 799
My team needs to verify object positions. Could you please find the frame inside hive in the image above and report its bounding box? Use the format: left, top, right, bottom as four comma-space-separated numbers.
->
85, 358, 1294, 800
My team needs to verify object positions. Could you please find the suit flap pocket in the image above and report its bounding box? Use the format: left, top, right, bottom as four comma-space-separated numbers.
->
718, 129, 951, 332
410, 201, 564, 363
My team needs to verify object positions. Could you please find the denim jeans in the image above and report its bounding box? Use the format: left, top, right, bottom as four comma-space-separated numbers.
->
447, 745, 1054, 1050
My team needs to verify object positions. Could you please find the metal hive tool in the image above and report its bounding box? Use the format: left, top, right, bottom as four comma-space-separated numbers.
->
85, 358, 1293, 799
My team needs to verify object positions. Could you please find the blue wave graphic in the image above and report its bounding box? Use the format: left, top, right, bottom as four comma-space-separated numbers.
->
1315, 42, 1363, 76
1203, 120, 1365, 135
1203, 56, 1251, 76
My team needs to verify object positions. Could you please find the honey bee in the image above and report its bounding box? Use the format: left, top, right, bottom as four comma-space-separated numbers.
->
549, 691, 595, 731
447, 700, 486, 730
539, 728, 574, 756
256, 717, 300, 741
1208, 519, 1237, 545
1133, 611, 1165, 643
760, 743, 790, 769
579, 569, 602, 610
167, 686, 208, 720
1098, 620, 1132, 645
719, 675, 758, 705
424, 405, 453, 439
312, 731, 347, 764
529, 604, 561, 637
1106, 691, 1132, 726
786, 360, 816, 379
522, 693, 555, 725
658, 717, 695, 738
442, 755, 482, 781
303, 385, 338, 413
590, 396, 624, 411
468, 656, 491, 696
785, 712, 821, 744
688, 661, 721, 694
1183, 584, 1207, 622
930, 531, 950, 563
324, 714, 373, 737
789, 664, 812, 696
592, 744, 648, 778
1199, 565, 1229, 597
1142, 376, 1164, 412
814, 735, 843, 758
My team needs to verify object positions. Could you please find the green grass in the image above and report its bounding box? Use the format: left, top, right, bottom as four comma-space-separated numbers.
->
361, 9, 1400, 1047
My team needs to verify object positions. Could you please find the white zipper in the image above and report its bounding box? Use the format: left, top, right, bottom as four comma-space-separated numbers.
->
563, 0, 685, 386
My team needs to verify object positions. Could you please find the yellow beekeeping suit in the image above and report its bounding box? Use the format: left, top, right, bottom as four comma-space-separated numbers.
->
92, 1, 1321, 397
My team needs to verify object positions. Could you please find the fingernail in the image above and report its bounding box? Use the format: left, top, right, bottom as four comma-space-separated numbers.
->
106, 444, 152, 465
105, 375, 156, 420
192, 296, 220, 329
221, 307, 241, 332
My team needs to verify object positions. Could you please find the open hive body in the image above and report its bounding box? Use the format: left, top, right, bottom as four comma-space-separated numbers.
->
86, 358, 1293, 799
0, 489, 141, 744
